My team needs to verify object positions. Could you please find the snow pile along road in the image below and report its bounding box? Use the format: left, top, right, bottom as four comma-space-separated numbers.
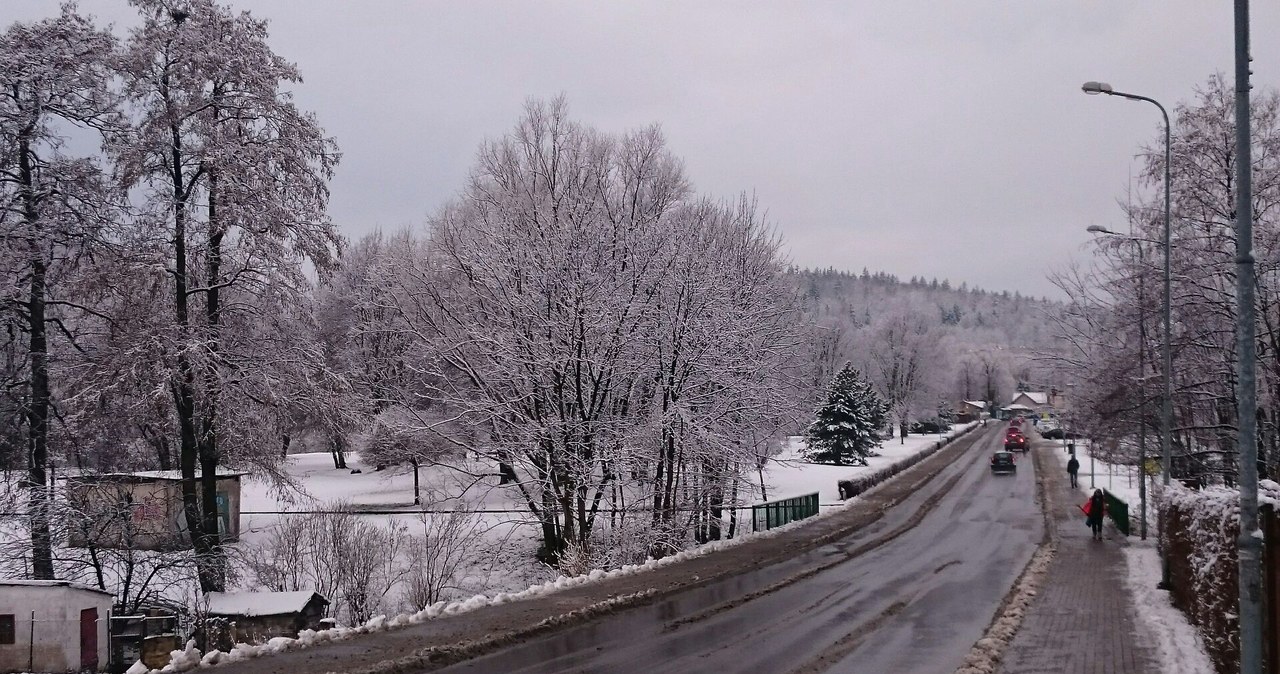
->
954, 543, 1055, 674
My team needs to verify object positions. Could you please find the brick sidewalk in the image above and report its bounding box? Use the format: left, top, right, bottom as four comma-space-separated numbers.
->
998, 444, 1161, 674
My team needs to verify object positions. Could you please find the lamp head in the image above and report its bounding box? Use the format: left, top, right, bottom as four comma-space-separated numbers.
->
1086, 224, 1114, 235
1082, 81, 1113, 95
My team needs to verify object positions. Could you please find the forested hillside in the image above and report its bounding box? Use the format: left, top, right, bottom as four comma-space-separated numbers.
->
792, 267, 1063, 421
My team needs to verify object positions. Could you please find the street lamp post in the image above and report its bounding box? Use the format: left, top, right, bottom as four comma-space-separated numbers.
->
1087, 225, 1149, 540
1082, 81, 1172, 587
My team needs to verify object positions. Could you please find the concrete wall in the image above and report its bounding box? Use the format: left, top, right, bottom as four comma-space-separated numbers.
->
0, 584, 111, 673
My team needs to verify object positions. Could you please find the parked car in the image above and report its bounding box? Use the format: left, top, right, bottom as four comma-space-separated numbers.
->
1040, 428, 1082, 440
910, 418, 951, 434
1004, 432, 1027, 451
990, 451, 1017, 474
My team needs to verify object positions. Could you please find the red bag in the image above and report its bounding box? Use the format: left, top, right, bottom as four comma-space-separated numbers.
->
1080, 501, 1093, 517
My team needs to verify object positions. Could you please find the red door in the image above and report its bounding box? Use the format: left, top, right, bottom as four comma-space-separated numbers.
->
79, 608, 98, 671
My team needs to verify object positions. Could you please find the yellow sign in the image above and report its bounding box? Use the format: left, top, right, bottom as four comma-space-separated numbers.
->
1143, 458, 1161, 476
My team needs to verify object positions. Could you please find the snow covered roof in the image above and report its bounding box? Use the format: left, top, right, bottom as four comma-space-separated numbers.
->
963, 400, 987, 409
0, 578, 114, 596
206, 590, 327, 617
67, 468, 248, 482
1011, 392, 1048, 405
1004, 404, 1034, 411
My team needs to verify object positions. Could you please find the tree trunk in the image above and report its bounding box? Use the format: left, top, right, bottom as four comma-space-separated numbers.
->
412, 459, 420, 506
196, 170, 226, 593
19, 131, 54, 580
168, 116, 218, 593
143, 424, 172, 471
330, 431, 347, 469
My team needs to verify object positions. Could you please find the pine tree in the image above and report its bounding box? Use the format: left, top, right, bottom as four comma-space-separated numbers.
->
803, 364, 888, 466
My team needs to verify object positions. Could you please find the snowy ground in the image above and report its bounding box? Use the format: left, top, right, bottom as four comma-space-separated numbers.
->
231, 425, 976, 605
1044, 438, 1215, 674
237, 453, 554, 604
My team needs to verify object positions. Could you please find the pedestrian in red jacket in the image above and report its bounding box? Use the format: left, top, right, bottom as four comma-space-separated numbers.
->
1081, 489, 1106, 540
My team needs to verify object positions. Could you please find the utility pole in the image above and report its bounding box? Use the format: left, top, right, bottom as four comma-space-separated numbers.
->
1137, 244, 1149, 540
1233, 1, 1262, 672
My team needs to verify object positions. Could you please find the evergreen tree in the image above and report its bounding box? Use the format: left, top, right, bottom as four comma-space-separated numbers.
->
803, 364, 888, 465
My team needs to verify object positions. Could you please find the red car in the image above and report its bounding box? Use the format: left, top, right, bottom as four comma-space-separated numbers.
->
1004, 431, 1028, 451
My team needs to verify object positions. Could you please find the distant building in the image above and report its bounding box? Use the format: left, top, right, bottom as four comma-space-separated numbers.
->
1009, 391, 1051, 414
204, 591, 329, 647
0, 579, 113, 673
64, 469, 246, 551
957, 400, 987, 422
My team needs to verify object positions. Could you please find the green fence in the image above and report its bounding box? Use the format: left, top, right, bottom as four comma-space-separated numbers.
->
1103, 489, 1130, 536
752, 492, 820, 532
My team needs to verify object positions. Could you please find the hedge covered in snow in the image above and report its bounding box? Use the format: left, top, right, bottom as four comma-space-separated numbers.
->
1158, 479, 1280, 674
836, 425, 969, 499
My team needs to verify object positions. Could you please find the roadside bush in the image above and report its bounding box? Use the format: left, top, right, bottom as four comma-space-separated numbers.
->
1159, 480, 1280, 674
238, 500, 409, 626
402, 500, 483, 609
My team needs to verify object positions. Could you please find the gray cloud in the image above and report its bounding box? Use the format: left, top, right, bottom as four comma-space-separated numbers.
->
7, 0, 1275, 297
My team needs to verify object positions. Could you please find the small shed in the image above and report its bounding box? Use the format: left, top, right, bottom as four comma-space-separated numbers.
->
0, 579, 113, 673
64, 469, 247, 551
204, 591, 329, 646
957, 400, 987, 422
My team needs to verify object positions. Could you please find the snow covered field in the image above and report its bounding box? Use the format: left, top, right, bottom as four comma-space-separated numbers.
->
236, 454, 555, 603
231, 423, 979, 605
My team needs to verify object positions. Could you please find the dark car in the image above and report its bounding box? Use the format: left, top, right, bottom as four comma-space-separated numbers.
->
1041, 428, 1082, 440
990, 451, 1017, 474
1004, 432, 1027, 451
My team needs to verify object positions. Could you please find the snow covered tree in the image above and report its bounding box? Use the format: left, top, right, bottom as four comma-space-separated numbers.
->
803, 364, 887, 466
863, 307, 947, 442
0, 5, 120, 579
113, 0, 340, 592
377, 98, 805, 562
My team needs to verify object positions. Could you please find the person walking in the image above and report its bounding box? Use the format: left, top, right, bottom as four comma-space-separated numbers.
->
1083, 488, 1106, 540
1066, 455, 1080, 489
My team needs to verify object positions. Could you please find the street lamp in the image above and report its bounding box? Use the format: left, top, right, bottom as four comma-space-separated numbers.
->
1083, 81, 1173, 588
1086, 225, 1150, 540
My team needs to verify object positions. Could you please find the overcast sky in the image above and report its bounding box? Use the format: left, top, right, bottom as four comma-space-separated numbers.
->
8, 1, 1278, 298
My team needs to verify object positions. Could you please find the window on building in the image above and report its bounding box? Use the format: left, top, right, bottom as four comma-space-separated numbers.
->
0, 614, 15, 644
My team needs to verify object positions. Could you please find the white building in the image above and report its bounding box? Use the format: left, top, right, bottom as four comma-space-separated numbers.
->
0, 579, 113, 673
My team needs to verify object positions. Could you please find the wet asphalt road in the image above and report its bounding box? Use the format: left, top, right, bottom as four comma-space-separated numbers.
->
436, 427, 1043, 674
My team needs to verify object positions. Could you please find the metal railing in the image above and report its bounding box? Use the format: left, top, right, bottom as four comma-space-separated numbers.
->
752, 492, 819, 532
1102, 489, 1130, 536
